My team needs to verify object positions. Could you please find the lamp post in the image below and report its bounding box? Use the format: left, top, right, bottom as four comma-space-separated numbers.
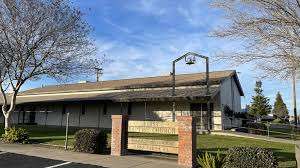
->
171, 52, 210, 127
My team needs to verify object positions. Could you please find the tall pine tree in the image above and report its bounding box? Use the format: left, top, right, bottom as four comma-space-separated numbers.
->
273, 92, 288, 119
249, 81, 272, 118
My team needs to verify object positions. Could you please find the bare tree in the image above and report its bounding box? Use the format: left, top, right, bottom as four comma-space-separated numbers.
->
0, 0, 99, 130
212, 0, 300, 79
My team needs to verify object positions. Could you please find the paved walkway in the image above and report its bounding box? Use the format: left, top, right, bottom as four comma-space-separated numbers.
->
0, 143, 180, 168
211, 131, 295, 144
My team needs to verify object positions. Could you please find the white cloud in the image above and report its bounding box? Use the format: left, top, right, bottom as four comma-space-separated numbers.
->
103, 17, 132, 34
127, 0, 167, 16
176, 1, 225, 28
96, 31, 232, 82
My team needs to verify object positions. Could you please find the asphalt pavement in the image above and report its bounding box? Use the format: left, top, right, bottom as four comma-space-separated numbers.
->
0, 144, 179, 168
0, 152, 106, 168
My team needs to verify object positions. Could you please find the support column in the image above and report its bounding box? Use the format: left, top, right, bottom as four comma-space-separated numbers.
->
111, 115, 128, 156
177, 116, 196, 168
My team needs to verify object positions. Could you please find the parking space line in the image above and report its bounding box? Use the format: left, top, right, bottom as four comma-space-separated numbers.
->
45, 161, 72, 168
0, 151, 8, 155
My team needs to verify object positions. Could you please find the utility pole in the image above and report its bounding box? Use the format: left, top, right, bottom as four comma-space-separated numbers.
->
292, 68, 297, 126
95, 68, 103, 82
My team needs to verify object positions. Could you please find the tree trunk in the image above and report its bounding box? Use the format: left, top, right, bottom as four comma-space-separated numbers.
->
4, 115, 11, 132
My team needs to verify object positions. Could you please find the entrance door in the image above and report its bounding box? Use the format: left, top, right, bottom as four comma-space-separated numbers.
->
190, 103, 213, 131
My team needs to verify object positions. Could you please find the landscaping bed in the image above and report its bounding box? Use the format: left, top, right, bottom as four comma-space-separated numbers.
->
0, 125, 296, 167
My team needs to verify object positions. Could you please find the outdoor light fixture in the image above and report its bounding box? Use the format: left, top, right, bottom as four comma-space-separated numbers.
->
185, 55, 196, 65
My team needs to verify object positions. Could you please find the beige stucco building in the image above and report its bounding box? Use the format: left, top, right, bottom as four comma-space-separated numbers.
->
0, 70, 244, 131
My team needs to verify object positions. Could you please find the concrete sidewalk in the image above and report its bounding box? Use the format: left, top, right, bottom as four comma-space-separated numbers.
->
0, 143, 180, 168
211, 131, 295, 144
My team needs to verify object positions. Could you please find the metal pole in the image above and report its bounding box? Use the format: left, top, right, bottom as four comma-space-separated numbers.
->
95, 68, 103, 82
206, 58, 210, 95
172, 61, 176, 122
65, 112, 70, 150
293, 70, 297, 126
206, 58, 211, 132
96, 70, 99, 82
144, 101, 147, 120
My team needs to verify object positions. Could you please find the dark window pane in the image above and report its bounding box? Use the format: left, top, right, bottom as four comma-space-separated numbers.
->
201, 103, 207, 111
62, 105, 66, 114
103, 103, 107, 115
81, 104, 86, 115
190, 103, 201, 111
128, 103, 132, 115
190, 103, 213, 112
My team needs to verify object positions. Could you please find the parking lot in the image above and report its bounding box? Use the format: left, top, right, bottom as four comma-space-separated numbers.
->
0, 152, 106, 168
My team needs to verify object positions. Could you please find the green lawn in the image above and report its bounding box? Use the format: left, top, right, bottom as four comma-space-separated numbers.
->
0, 125, 296, 168
269, 127, 300, 140
197, 135, 295, 168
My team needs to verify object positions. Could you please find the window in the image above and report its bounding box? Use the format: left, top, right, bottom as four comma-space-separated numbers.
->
127, 103, 132, 115
190, 103, 214, 111
190, 103, 202, 111
201, 103, 208, 111
81, 104, 86, 115
62, 105, 66, 114
103, 103, 107, 115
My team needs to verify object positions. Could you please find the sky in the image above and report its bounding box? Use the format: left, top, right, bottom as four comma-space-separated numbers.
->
22, 0, 300, 115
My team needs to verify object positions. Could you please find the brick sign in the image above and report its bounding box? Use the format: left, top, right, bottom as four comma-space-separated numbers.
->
128, 121, 178, 134
111, 115, 196, 168
128, 138, 178, 154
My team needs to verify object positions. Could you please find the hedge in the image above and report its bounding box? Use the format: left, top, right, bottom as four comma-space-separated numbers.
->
224, 147, 278, 168
73, 129, 107, 154
246, 122, 267, 135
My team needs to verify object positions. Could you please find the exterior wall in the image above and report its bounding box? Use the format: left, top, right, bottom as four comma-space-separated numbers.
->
1, 98, 225, 131
220, 77, 242, 129
145, 101, 190, 121
1, 77, 242, 131
4, 100, 219, 130
220, 77, 241, 112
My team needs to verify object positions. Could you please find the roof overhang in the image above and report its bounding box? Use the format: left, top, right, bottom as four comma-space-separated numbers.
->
1, 85, 220, 105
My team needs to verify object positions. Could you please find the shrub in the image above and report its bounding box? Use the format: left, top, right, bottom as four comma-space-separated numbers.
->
1, 127, 29, 144
233, 112, 248, 119
74, 129, 107, 154
246, 122, 267, 135
197, 150, 225, 168
224, 147, 278, 168
234, 127, 249, 133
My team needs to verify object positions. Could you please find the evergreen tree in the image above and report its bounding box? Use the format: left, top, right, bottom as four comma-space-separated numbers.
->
272, 92, 288, 119
249, 81, 272, 118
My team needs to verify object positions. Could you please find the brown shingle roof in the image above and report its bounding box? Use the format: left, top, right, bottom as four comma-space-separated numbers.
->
0, 70, 244, 105
20, 70, 243, 95
14, 85, 220, 104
